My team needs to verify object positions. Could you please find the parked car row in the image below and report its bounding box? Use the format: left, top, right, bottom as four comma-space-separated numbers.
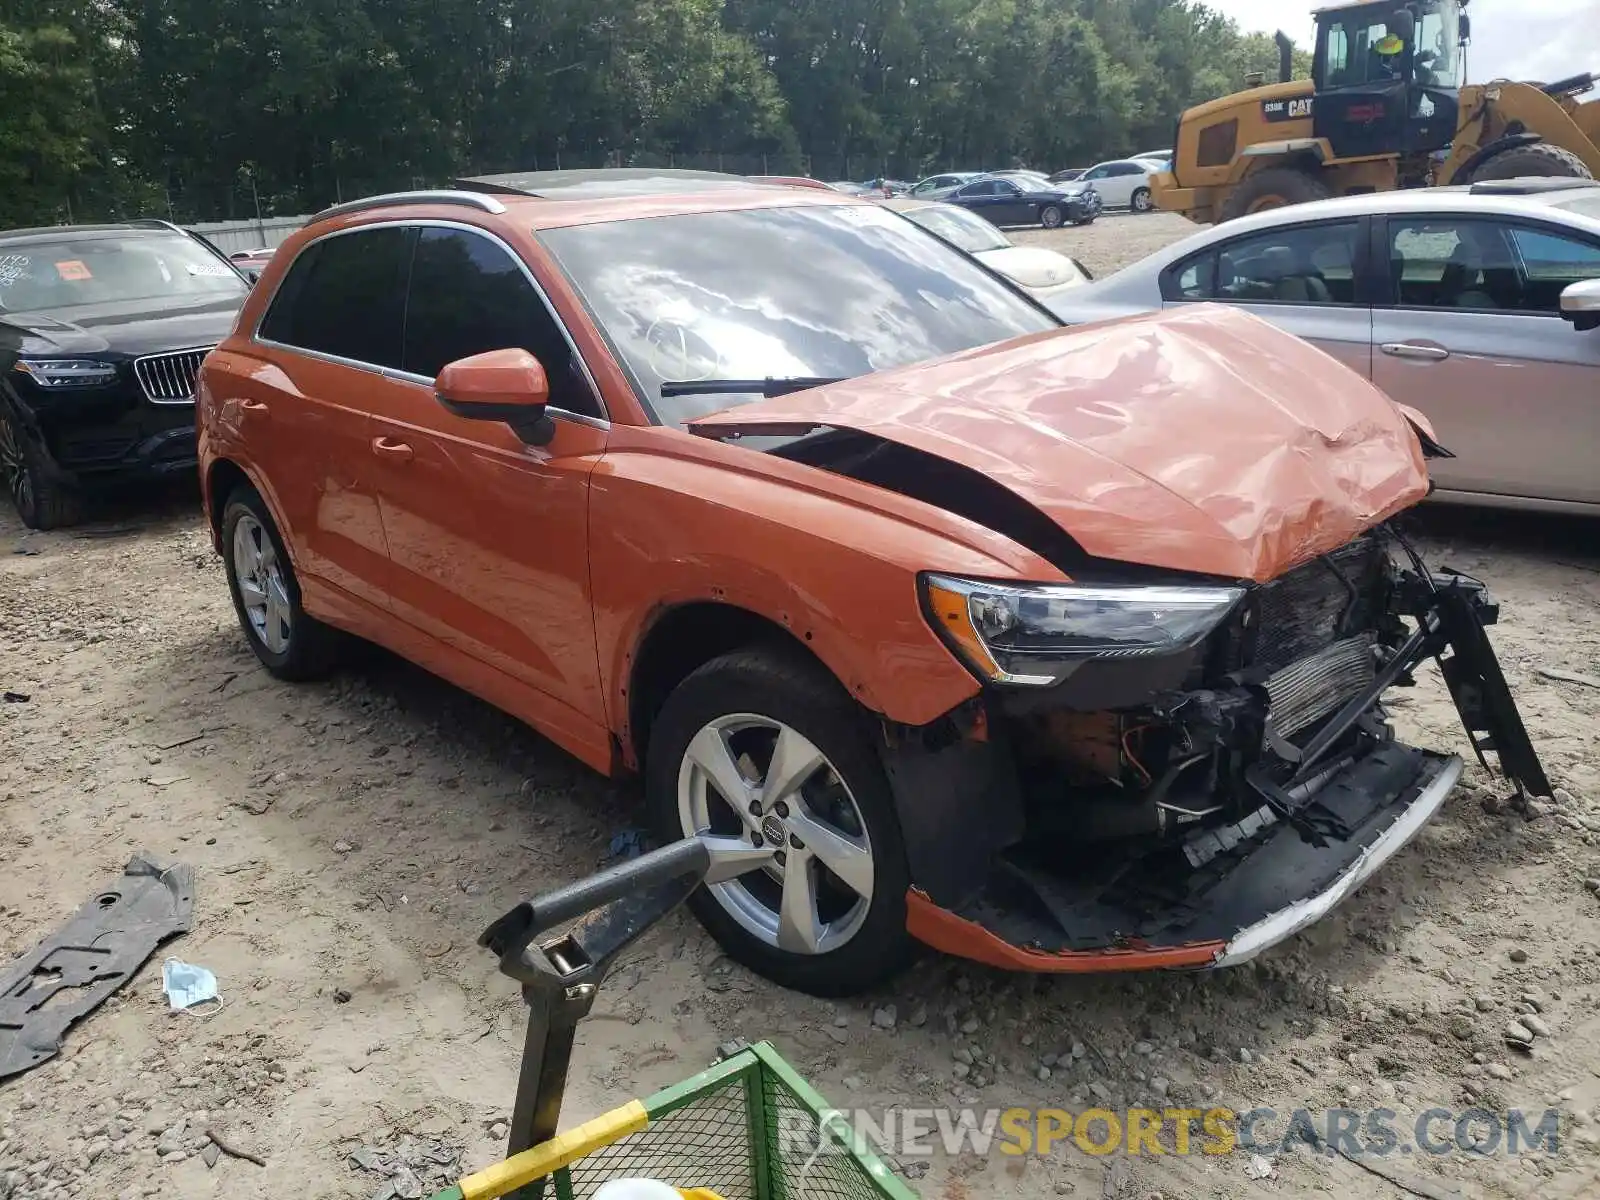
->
908, 154, 1169, 214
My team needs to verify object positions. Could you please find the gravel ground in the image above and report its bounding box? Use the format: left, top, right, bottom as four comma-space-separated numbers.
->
4, 214, 1600, 1200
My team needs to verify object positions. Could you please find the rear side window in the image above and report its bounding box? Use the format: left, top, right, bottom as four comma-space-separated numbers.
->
1217, 222, 1360, 304
1167, 251, 1217, 300
401, 227, 598, 416
259, 227, 413, 368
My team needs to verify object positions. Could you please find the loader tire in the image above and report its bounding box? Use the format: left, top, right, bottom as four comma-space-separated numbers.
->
1218, 166, 1333, 222
1469, 142, 1593, 182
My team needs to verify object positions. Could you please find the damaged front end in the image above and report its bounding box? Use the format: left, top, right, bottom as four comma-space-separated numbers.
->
887, 527, 1549, 972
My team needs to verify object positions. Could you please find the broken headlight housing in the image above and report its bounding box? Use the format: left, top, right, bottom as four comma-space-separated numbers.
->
923, 574, 1244, 686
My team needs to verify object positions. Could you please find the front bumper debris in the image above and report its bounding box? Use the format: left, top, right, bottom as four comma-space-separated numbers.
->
893, 543, 1548, 973
0, 854, 194, 1079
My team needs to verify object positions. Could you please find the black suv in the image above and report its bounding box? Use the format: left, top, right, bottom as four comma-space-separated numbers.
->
0, 220, 249, 528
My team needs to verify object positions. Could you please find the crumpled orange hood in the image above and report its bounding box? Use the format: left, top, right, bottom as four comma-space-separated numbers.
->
687, 304, 1430, 583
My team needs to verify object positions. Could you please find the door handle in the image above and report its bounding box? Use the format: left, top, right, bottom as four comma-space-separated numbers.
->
1380, 342, 1449, 361
240, 399, 269, 413
370, 436, 414, 463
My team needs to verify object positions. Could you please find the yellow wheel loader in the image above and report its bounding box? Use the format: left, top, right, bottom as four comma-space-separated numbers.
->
1154, 0, 1600, 224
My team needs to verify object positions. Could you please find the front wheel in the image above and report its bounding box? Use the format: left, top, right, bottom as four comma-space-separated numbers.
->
1468, 142, 1592, 183
1131, 187, 1153, 213
645, 647, 915, 997
1218, 166, 1332, 222
1040, 204, 1065, 229
0, 403, 83, 530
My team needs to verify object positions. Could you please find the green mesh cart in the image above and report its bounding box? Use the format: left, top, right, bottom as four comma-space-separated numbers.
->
425, 837, 920, 1200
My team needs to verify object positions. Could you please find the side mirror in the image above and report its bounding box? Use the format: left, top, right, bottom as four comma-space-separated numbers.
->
1560, 278, 1600, 331
436, 348, 554, 444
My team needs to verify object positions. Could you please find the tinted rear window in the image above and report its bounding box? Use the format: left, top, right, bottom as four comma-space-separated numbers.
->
259, 227, 414, 369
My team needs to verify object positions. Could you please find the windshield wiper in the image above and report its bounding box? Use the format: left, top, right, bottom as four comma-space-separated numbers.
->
659, 376, 846, 399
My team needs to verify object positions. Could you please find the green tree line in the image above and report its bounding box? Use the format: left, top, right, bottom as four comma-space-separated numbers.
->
0, 0, 1309, 227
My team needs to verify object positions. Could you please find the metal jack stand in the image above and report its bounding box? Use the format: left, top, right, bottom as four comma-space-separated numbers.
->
478, 836, 774, 1200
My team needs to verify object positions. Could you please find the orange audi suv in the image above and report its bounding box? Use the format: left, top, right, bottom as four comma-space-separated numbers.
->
198, 172, 1547, 996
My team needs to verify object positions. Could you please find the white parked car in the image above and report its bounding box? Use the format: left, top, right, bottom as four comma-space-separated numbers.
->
1079, 159, 1158, 212
885, 198, 1092, 302
906, 172, 981, 200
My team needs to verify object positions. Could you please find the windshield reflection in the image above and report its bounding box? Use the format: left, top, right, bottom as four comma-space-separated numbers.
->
538, 204, 1057, 425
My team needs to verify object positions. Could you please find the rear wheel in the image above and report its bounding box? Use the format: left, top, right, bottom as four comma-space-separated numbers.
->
645, 647, 915, 997
1040, 204, 1065, 229
1218, 166, 1333, 222
0, 402, 82, 530
1468, 142, 1593, 182
1131, 187, 1153, 213
222, 485, 342, 680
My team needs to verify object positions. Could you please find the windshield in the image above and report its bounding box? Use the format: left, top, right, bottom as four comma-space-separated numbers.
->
0, 233, 246, 312
539, 205, 1057, 425
900, 205, 1012, 254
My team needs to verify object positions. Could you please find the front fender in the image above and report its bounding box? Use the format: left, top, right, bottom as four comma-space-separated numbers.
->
587, 429, 1066, 749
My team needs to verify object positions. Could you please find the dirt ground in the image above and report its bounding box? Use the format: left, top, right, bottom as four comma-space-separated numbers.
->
4, 211, 1600, 1200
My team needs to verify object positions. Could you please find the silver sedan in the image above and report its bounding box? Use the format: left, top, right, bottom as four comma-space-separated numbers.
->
1045, 180, 1600, 514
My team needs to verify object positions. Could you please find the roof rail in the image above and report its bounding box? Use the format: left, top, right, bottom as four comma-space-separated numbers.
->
1468, 177, 1600, 197
309, 190, 508, 222
126, 217, 188, 234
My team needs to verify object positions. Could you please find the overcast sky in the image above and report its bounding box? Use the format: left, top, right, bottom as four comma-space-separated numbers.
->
1207, 0, 1599, 84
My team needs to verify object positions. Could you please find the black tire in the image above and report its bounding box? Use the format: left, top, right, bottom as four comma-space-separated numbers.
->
1040, 204, 1065, 229
1218, 166, 1333, 223
1468, 142, 1593, 182
645, 646, 916, 997
0, 402, 83, 530
221, 484, 342, 681
1130, 186, 1153, 213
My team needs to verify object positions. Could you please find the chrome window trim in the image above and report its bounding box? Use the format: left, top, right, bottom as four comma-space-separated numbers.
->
251, 218, 609, 425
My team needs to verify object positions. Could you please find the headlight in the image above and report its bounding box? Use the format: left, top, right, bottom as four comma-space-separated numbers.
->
15, 359, 119, 388
923, 574, 1244, 687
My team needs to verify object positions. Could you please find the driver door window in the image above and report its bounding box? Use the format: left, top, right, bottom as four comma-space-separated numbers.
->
402, 227, 598, 417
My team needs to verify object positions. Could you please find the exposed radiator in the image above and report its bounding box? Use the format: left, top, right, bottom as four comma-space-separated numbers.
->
1264, 633, 1376, 737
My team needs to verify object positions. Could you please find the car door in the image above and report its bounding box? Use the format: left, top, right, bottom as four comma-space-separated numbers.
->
951, 180, 999, 216
249, 225, 414, 610
989, 180, 1030, 225
363, 222, 610, 724
1372, 214, 1600, 504
1079, 164, 1118, 207
1093, 164, 1137, 208
1161, 218, 1374, 378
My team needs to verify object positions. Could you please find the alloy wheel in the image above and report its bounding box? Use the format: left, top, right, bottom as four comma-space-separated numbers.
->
676, 713, 875, 955
0, 409, 32, 518
231, 513, 292, 654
